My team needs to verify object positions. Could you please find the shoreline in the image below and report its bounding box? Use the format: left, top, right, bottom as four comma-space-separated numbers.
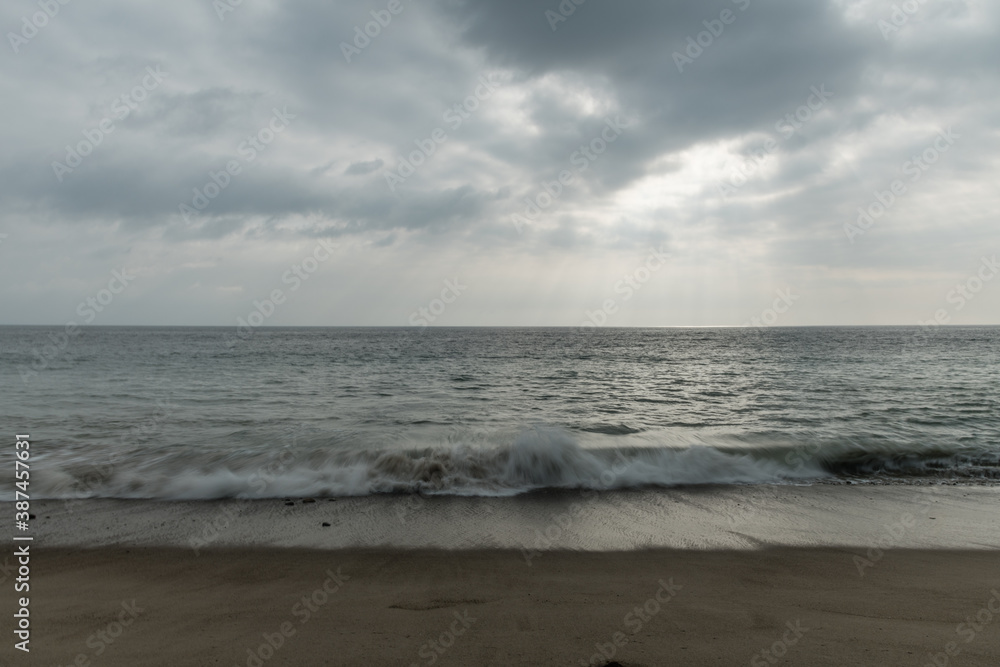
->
6, 485, 1000, 665
11, 546, 1000, 666
20, 484, 1000, 551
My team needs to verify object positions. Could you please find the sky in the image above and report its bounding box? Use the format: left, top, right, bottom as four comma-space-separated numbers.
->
1, 0, 998, 327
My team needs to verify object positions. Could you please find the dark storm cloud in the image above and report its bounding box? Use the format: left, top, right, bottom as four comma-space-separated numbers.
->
3, 0, 996, 244
438, 2, 873, 147
1, 0, 999, 325
436, 0, 999, 235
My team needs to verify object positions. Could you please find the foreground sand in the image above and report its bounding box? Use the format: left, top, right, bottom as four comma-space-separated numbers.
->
14, 547, 1000, 666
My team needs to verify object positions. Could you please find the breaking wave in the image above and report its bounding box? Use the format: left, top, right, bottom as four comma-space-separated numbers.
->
11, 427, 1000, 500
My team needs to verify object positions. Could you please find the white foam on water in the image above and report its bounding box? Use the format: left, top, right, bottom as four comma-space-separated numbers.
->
19, 427, 828, 500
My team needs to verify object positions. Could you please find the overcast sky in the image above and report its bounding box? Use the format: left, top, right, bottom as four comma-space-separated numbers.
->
1, 0, 998, 327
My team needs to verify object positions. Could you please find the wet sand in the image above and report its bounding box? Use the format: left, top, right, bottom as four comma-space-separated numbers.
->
15, 547, 1000, 666
28, 485, 1000, 551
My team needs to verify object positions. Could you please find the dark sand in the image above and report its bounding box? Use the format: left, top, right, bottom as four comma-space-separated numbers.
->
13, 547, 1000, 666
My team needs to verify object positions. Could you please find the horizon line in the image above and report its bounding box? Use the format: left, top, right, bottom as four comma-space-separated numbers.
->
2, 324, 999, 329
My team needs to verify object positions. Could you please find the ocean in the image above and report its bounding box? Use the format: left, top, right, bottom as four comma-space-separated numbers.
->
3, 325, 998, 501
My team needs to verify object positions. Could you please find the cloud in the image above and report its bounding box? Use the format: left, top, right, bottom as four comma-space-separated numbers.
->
344, 158, 384, 175
1, 0, 998, 325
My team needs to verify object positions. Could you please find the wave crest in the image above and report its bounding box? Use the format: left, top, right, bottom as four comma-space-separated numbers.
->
13, 427, 999, 500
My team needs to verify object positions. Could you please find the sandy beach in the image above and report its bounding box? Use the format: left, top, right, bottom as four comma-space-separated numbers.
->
16, 547, 1000, 666
26, 485, 1000, 551
4, 485, 999, 665
4, 0, 999, 657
